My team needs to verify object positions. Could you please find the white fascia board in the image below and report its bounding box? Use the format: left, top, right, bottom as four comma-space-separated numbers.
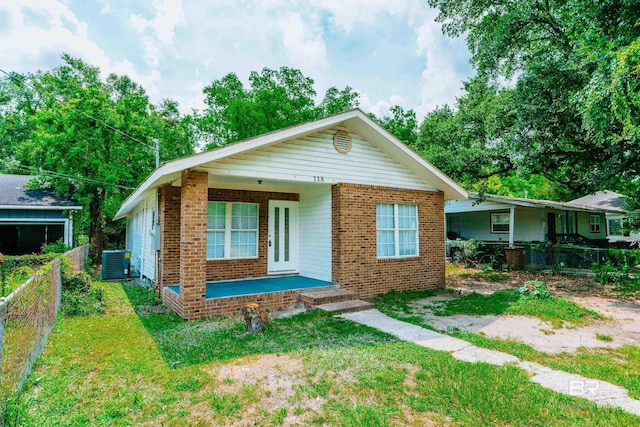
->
0, 205, 82, 210
445, 200, 514, 213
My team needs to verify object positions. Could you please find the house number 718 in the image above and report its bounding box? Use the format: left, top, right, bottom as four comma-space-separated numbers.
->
313, 176, 325, 182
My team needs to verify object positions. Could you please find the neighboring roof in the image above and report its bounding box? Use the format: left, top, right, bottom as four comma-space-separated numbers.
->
450, 192, 621, 214
568, 191, 628, 213
0, 174, 82, 210
114, 108, 467, 219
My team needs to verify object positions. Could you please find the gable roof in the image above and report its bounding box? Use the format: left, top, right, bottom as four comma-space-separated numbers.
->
568, 191, 628, 213
449, 192, 620, 214
0, 174, 82, 210
114, 108, 467, 219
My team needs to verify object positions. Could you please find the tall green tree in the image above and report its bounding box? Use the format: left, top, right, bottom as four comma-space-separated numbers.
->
428, 0, 640, 198
199, 67, 359, 148
13, 55, 195, 258
417, 77, 516, 188
0, 73, 42, 171
374, 105, 418, 146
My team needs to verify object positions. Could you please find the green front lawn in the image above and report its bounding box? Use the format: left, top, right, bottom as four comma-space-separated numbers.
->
9, 282, 639, 426
375, 288, 640, 401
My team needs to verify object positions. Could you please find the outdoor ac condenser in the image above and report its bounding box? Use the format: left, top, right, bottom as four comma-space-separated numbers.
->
101, 250, 131, 280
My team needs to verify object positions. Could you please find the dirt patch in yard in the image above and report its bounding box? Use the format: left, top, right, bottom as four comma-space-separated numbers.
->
424, 270, 640, 353
209, 354, 326, 426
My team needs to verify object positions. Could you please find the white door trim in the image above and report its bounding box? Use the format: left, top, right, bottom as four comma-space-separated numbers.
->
268, 200, 299, 274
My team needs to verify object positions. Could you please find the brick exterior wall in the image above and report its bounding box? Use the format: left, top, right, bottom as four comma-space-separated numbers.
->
332, 183, 445, 299
179, 170, 208, 320
205, 188, 298, 281
158, 185, 181, 290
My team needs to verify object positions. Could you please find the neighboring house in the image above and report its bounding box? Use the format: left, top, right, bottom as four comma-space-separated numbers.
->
445, 193, 614, 248
114, 109, 466, 319
0, 174, 82, 255
569, 190, 640, 245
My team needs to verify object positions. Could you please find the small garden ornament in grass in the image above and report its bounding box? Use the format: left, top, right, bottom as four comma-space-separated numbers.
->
243, 303, 268, 333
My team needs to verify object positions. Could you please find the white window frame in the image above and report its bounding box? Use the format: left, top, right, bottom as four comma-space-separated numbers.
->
589, 214, 601, 233
491, 212, 510, 234
206, 202, 259, 260
376, 203, 419, 259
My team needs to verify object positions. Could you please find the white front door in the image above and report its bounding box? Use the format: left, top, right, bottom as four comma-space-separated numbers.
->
268, 200, 299, 273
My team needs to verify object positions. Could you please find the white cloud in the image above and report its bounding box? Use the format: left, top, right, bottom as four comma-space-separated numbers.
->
310, 0, 414, 32
277, 13, 326, 68
0, 0, 474, 121
359, 93, 406, 118
129, 0, 185, 68
414, 20, 471, 116
0, 1, 161, 98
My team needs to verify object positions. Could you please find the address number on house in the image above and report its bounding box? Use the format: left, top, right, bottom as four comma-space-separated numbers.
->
313, 176, 325, 182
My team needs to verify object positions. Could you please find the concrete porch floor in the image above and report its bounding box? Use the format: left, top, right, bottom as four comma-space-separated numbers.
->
167, 275, 336, 298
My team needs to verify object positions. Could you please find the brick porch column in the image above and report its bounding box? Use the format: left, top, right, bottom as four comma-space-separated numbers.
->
158, 185, 181, 291
179, 170, 208, 319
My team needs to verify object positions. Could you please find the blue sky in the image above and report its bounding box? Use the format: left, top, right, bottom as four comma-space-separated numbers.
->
0, 0, 473, 119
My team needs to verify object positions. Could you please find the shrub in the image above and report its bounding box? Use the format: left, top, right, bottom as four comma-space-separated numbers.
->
41, 238, 71, 254
61, 271, 105, 316
516, 280, 553, 300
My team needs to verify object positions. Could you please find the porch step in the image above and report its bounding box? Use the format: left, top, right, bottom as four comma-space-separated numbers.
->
315, 299, 375, 314
300, 289, 358, 307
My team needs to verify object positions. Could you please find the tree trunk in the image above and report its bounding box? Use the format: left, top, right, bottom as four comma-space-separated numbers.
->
243, 303, 268, 333
89, 188, 105, 263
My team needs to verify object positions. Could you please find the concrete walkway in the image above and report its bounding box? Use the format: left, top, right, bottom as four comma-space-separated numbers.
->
341, 309, 640, 417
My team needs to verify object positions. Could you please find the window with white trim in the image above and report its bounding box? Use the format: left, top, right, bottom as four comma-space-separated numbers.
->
590, 214, 601, 233
376, 203, 418, 258
491, 212, 510, 234
207, 202, 258, 259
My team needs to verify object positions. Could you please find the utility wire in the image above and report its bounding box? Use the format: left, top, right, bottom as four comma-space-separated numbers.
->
0, 67, 156, 150
0, 159, 135, 190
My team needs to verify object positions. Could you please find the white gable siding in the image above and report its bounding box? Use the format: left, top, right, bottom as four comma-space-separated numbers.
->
298, 185, 332, 282
204, 128, 433, 190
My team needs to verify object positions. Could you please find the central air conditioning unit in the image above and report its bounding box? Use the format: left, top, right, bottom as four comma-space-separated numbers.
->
102, 250, 131, 280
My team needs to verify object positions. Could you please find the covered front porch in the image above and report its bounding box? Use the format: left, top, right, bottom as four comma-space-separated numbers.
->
157, 169, 334, 319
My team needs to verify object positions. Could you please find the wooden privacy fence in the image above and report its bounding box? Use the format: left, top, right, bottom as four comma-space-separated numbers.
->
0, 244, 89, 425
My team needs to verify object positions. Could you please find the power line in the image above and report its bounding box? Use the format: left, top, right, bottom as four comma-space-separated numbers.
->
0, 67, 156, 150
0, 159, 135, 190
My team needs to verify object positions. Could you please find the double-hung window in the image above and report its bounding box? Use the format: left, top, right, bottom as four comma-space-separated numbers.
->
207, 202, 258, 259
491, 212, 510, 234
376, 203, 418, 258
589, 214, 601, 233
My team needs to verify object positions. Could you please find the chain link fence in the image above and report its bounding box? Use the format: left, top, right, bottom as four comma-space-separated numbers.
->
0, 245, 88, 425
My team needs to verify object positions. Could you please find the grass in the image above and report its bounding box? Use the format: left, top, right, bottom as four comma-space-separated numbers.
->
452, 332, 640, 400
377, 288, 600, 328
9, 281, 640, 426
459, 270, 510, 282
375, 285, 640, 402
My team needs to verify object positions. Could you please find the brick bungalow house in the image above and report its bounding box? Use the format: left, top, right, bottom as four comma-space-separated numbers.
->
114, 109, 467, 319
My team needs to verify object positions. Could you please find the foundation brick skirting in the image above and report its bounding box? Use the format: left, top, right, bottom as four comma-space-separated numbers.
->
332, 183, 445, 299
